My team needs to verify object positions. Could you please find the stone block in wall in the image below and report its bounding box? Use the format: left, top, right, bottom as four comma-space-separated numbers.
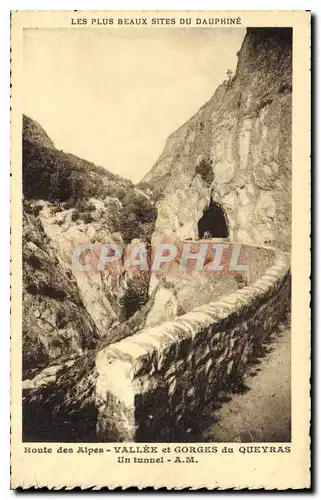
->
175, 333, 193, 361
220, 292, 250, 309
105, 339, 153, 376
130, 329, 177, 375
194, 342, 211, 368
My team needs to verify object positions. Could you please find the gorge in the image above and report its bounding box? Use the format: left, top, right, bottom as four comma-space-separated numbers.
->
22, 27, 292, 442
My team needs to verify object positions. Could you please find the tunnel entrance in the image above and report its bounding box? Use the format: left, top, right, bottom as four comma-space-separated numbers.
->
198, 200, 229, 239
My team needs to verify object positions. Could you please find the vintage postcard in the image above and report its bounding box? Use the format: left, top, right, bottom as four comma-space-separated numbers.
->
11, 10, 310, 489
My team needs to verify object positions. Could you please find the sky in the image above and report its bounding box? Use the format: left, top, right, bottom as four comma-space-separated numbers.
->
23, 27, 246, 183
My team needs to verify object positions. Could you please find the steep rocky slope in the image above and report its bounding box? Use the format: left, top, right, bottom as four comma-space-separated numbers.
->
22, 115, 157, 379
22, 207, 100, 379
143, 28, 292, 251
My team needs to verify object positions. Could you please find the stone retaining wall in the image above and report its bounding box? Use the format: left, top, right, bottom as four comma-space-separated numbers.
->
95, 246, 290, 441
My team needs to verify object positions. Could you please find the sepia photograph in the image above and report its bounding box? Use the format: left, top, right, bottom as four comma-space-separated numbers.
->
21, 24, 293, 444
10, 10, 310, 490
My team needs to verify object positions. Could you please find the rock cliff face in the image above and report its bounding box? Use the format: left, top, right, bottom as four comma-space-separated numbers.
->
22, 207, 100, 379
143, 28, 292, 251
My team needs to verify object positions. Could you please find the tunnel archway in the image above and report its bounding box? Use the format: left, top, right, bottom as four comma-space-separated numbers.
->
198, 200, 229, 239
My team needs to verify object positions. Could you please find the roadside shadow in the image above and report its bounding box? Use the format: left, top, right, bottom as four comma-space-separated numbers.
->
185, 308, 291, 442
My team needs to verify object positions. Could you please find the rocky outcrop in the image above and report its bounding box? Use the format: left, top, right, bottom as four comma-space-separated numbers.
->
37, 200, 125, 332
143, 28, 292, 251
22, 207, 100, 379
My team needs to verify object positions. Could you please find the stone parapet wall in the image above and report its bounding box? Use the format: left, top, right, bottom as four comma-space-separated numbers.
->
95, 246, 290, 442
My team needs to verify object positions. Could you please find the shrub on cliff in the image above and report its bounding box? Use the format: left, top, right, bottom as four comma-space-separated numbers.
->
120, 271, 150, 320
195, 157, 214, 185
120, 193, 157, 244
